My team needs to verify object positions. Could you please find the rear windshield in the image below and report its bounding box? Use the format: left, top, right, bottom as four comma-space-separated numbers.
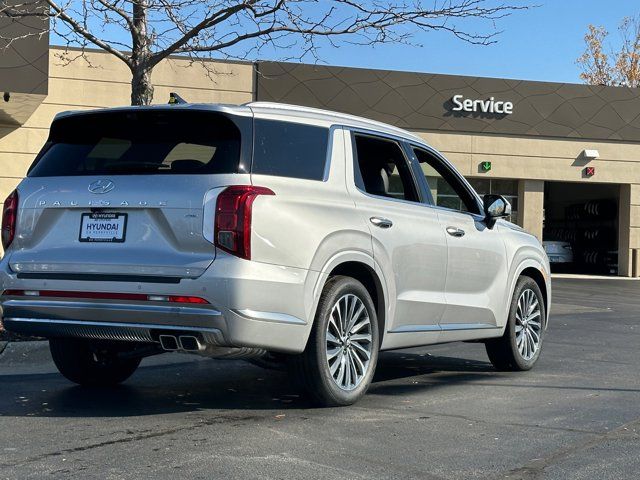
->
28, 110, 242, 176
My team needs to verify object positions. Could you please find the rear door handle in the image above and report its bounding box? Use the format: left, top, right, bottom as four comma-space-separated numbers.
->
446, 226, 465, 237
370, 217, 393, 229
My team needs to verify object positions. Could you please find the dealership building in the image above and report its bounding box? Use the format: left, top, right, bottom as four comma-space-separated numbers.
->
3, 27, 640, 276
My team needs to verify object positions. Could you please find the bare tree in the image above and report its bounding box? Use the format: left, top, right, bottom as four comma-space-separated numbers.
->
2, 0, 530, 105
578, 16, 640, 88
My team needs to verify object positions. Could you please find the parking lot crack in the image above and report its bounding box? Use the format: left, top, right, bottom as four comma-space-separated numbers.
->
367, 407, 600, 436
0, 414, 261, 469
495, 416, 640, 479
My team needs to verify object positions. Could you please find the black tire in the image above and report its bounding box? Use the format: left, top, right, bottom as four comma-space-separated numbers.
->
485, 275, 546, 371
49, 338, 141, 386
291, 275, 380, 407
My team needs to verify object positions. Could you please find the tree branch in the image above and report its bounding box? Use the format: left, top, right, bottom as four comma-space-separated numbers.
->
2, 0, 532, 104
44, 0, 131, 65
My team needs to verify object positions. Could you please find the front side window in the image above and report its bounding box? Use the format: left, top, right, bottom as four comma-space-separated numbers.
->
252, 120, 329, 180
413, 147, 481, 215
352, 134, 419, 202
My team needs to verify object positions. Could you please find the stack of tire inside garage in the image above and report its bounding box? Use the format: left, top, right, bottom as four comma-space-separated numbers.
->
547, 199, 618, 275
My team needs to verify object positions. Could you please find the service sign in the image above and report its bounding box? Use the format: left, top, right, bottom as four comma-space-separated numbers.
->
451, 94, 514, 115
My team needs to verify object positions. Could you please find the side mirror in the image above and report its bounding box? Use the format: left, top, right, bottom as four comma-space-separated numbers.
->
483, 194, 512, 228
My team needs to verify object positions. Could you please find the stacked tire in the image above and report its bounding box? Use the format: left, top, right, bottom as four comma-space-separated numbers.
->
545, 199, 618, 275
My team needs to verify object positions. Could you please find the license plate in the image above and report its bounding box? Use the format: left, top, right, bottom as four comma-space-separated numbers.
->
79, 213, 127, 243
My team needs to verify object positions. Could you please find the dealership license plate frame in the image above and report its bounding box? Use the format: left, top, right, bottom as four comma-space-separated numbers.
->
79, 212, 128, 243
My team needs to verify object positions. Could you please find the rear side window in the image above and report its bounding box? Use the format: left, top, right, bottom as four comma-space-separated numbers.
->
28, 110, 242, 176
252, 120, 329, 180
352, 134, 419, 203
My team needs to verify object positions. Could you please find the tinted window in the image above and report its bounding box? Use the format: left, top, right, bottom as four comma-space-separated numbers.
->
352, 134, 419, 202
29, 111, 241, 176
252, 120, 329, 180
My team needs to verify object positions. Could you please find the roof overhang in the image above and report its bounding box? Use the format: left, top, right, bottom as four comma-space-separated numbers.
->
256, 62, 640, 143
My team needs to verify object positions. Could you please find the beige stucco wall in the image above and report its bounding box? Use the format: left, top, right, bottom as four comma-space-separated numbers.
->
517, 180, 544, 241
419, 131, 640, 183
0, 47, 254, 202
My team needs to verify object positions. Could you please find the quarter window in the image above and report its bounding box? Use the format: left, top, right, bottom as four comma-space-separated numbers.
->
353, 134, 419, 202
252, 120, 329, 180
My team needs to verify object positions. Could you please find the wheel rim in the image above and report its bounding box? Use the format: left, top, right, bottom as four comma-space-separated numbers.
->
515, 288, 543, 361
325, 294, 373, 391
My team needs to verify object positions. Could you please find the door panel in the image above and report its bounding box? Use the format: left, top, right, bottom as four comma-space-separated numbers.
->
410, 145, 509, 330
437, 210, 508, 328
345, 132, 448, 339
362, 197, 448, 333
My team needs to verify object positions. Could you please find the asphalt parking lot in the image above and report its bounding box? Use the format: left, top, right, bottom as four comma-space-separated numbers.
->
1, 277, 639, 479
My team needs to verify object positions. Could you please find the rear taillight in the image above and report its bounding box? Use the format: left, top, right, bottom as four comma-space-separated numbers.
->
214, 185, 274, 260
2, 189, 18, 250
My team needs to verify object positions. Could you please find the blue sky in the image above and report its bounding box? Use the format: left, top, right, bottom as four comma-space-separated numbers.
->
307, 0, 638, 84
52, 1, 637, 85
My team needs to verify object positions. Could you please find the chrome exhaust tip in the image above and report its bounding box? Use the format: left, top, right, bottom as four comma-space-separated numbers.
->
178, 335, 203, 352
159, 334, 179, 351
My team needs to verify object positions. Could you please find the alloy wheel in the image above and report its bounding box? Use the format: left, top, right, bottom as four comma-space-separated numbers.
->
515, 288, 542, 361
325, 294, 373, 391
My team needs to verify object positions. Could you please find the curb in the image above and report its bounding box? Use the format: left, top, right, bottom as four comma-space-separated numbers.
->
551, 273, 639, 281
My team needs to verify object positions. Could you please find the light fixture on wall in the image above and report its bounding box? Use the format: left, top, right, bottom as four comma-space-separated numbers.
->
582, 149, 599, 160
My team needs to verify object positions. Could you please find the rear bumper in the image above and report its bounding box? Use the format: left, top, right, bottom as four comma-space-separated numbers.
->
0, 256, 320, 354
1, 296, 310, 354
2, 297, 224, 328
2, 317, 225, 345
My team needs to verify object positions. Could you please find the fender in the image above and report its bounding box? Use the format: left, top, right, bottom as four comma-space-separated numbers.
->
504, 256, 550, 332
302, 249, 390, 347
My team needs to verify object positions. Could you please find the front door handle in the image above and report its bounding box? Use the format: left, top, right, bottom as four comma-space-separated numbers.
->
370, 217, 393, 229
446, 226, 465, 237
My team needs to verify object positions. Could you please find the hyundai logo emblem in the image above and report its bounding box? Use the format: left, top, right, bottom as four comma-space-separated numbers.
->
88, 179, 115, 194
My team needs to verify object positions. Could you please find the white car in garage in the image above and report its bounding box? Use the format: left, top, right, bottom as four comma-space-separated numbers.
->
543, 241, 574, 264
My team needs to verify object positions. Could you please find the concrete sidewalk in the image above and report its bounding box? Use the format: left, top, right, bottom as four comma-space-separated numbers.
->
551, 273, 639, 280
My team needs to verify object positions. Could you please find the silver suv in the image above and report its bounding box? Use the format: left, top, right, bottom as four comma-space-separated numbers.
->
0, 102, 550, 406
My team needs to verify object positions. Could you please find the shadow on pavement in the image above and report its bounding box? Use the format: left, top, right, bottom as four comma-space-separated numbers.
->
0, 351, 499, 418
